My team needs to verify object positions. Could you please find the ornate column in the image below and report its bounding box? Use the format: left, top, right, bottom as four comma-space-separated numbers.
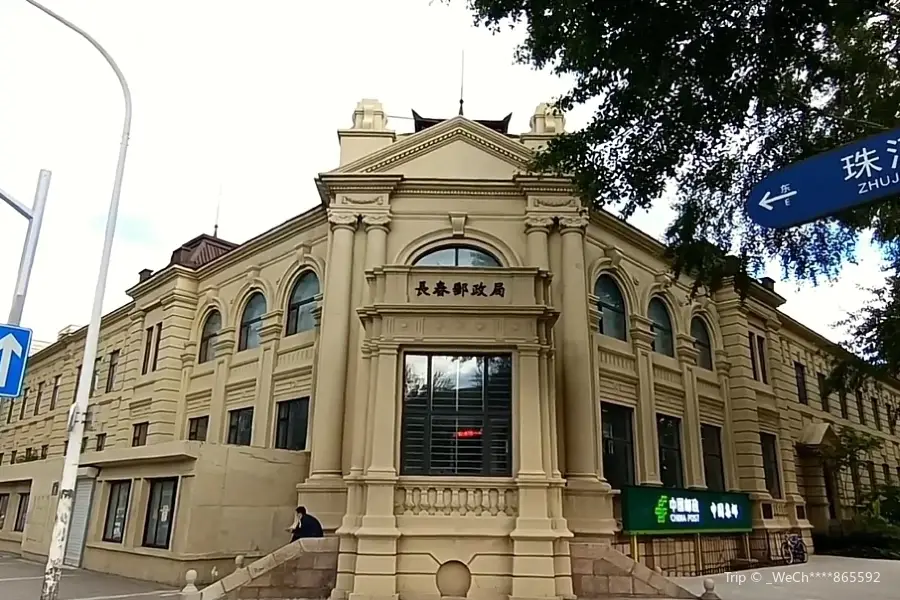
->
558, 213, 601, 483
631, 315, 662, 485
207, 330, 235, 444
715, 350, 740, 490
677, 334, 705, 488
308, 212, 359, 480
339, 214, 390, 555
526, 215, 553, 269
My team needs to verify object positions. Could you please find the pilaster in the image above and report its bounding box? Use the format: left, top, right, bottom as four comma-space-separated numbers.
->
715, 351, 740, 491
175, 342, 196, 439
151, 291, 198, 442
208, 330, 235, 444
525, 215, 553, 269
631, 315, 662, 485
251, 312, 282, 447
677, 334, 705, 489
716, 296, 768, 495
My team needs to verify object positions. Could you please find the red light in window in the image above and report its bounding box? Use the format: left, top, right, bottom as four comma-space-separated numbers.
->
455, 428, 482, 439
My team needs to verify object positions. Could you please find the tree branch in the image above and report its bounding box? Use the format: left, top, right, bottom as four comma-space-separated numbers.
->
789, 94, 891, 132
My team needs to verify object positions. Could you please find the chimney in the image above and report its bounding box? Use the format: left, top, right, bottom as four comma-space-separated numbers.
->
138, 268, 153, 283
760, 277, 776, 292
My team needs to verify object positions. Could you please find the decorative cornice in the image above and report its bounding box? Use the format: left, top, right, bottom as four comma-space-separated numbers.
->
334, 116, 533, 175
394, 179, 521, 198
513, 175, 577, 196
337, 195, 386, 207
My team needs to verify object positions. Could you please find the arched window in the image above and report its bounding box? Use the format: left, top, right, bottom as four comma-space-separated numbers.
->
594, 275, 627, 341
285, 272, 319, 336
691, 317, 714, 370
238, 293, 267, 351
198, 310, 221, 364
648, 297, 675, 357
413, 245, 501, 267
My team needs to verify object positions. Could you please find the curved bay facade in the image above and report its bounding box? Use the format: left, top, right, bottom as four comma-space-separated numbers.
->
0, 100, 898, 597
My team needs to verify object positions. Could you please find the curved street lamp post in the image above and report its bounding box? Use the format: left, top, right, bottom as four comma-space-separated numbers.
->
22, 2, 133, 600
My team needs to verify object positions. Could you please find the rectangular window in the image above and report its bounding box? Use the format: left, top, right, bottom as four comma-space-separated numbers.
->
0, 494, 8, 529
25, 448, 34, 461
74, 364, 82, 400
227, 408, 254, 446
103, 480, 131, 543
19, 388, 28, 420
817, 373, 831, 412
106, 350, 120, 393
10, 450, 16, 464
867, 461, 877, 489
90, 357, 101, 396
132, 422, 149, 447
657, 415, 684, 488
5, 398, 12, 423
14, 493, 29, 532
40, 445, 48, 459
187, 416, 208, 442
856, 391, 867, 425
601, 402, 635, 489
794, 362, 808, 405
142, 478, 178, 549
701, 424, 726, 492
50, 375, 60, 410
80, 437, 87, 453
873, 398, 882, 430
96, 433, 106, 451
756, 335, 769, 383
883, 463, 892, 485
839, 390, 849, 419
141, 326, 154, 375
749, 332, 759, 381
760, 432, 783, 499
33, 382, 43, 416
400, 354, 512, 477
889, 404, 897, 436
151, 323, 162, 371
275, 399, 309, 451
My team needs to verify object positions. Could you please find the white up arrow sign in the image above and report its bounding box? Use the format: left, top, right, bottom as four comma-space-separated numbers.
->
0, 333, 24, 388
758, 189, 798, 211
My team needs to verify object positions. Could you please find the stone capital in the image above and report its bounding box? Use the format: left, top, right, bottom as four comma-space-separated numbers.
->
328, 211, 359, 231
362, 213, 391, 231
259, 312, 283, 342
524, 214, 554, 232
676, 333, 700, 365
213, 329, 236, 356
715, 349, 732, 373
558, 213, 589, 232
629, 314, 655, 347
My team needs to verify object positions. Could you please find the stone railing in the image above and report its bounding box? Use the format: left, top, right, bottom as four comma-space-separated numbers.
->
394, 480, 518, 517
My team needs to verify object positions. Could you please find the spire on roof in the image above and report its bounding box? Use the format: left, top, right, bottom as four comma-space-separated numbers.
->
458, 50, 465, 116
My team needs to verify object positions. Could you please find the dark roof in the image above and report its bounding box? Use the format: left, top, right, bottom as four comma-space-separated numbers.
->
168, 233, 238, 269
411, 110, 512, 135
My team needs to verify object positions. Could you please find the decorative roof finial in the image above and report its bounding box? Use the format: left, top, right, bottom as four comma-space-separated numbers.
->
213, 184, 222, 238
458, 50, 465, 116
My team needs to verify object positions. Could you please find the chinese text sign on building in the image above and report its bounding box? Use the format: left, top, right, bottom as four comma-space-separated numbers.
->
620, 486, 752, 535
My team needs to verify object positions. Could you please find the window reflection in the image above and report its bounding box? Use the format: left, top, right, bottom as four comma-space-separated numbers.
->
413, 245, 501, 267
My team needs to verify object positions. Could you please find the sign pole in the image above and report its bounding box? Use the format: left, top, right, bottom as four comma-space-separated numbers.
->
3, 170, 51, 326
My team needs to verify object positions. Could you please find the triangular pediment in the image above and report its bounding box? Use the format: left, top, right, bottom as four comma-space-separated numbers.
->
332, 116, 534, 179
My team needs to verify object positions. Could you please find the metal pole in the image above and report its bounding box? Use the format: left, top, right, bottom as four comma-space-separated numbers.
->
6, 170, 51, 326
25, 2, 132, 599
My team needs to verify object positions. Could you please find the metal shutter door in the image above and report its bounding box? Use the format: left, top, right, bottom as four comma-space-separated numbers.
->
63, 478, 94, 567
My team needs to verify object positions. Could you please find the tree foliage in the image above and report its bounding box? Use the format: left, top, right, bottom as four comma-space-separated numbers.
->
460, 0, 900, 385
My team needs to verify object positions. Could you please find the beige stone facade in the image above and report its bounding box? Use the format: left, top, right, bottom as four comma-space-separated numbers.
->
1, 99, 899, 597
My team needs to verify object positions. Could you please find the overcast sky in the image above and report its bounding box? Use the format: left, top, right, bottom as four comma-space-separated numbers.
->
0, 0, 886, 346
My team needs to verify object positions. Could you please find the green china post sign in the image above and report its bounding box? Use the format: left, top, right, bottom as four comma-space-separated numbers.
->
621, 486, 753, 535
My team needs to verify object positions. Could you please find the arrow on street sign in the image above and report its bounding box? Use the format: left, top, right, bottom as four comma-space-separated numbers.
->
746, 126, 900, 228
0, 324, 33, 398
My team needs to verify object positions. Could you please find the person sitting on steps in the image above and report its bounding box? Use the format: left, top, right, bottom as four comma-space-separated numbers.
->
287, 505, 324, 541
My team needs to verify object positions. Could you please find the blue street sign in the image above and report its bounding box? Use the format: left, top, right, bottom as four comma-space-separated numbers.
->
747, 127, 900, 228
0, 324, 33, 399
